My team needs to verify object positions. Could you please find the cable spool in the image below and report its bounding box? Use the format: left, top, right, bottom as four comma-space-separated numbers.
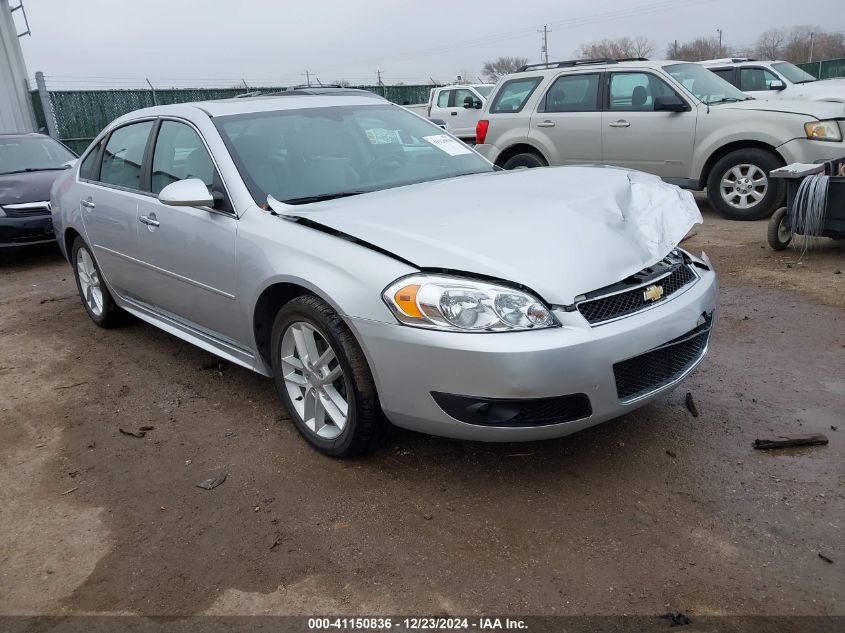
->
792, 174, 829, 254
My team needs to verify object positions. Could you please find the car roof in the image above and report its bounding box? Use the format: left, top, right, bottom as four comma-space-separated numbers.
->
0, 132, 52, 139
110, 93, 394, 125
701, 59, 783, 67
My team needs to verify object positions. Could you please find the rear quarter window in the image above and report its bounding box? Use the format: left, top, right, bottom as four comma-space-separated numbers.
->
489, 77, 543, 114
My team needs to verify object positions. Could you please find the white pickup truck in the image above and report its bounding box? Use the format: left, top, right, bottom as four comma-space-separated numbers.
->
405, 84, 494, 140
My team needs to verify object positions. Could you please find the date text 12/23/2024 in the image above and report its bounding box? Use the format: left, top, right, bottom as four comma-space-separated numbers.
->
308, 617, 527, 630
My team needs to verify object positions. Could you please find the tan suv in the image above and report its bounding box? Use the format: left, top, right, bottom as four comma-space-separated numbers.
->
474, 58, 845, 220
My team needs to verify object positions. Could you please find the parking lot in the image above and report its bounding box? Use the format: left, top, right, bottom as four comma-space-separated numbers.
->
0, 197, 843, 617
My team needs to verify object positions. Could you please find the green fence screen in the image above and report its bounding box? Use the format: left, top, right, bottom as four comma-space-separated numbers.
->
30, 84, 435, 154
797, 57, 845, 80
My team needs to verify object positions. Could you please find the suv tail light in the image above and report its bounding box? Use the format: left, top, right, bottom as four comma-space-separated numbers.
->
476, 119, 489, 145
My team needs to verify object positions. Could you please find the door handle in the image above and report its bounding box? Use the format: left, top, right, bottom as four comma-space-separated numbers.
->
80, 198, 95, 209
139, 215, 160, 228
608, 120, 630, 128
450, 112, 458, 116
536, 120, 555, 128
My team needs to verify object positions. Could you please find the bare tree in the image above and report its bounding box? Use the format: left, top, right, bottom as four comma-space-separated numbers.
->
333, 79, 352, 87
482, 56, 530, 81
666, 37, 723, 61
780, 26, 845, 63
755, 28, 787, 60
578, 36, 656, 60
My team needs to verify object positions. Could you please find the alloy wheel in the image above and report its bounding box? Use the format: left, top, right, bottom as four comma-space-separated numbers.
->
720, 163, 768, 210
76, 247, 104, 317
280, 321, 349, 440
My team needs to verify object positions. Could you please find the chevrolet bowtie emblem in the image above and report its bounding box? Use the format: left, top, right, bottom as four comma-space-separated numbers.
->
643, 284, 665, 302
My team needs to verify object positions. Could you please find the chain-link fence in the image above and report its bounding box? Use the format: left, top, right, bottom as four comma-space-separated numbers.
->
30, 84, 435, 154
797, 57, 845, 80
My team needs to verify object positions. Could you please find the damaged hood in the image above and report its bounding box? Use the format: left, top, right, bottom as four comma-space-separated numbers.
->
0, 170, 63, 205
268, 166, 702, 304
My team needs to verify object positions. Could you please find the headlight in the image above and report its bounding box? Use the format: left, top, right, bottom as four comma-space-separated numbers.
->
804, 120, 842, 142
383, 274, 558, 332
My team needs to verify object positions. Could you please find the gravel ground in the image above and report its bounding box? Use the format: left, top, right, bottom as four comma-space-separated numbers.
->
0, 198, 843, 617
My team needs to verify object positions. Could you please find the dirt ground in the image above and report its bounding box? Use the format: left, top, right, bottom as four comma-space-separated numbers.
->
1, 198, 843, 618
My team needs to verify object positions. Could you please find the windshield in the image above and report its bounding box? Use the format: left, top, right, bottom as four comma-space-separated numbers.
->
216, 104, 493, 205
473, 85, 493, 97
664, 62, 750, 104
0, 136, 76, 175
772, 61, 817, 84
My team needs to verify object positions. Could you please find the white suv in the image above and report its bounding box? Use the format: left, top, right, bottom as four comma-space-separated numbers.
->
701, 58, 845, 104
474, 58, 845, 220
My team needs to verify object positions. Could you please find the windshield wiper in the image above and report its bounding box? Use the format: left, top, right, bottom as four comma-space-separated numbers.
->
0, 167, 66, 175
706, 97, 745, 105
282, 191, 367, 205
794, 79, 816, 84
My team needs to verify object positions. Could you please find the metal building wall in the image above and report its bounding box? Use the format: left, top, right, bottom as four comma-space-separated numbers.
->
0, 0, 35, 133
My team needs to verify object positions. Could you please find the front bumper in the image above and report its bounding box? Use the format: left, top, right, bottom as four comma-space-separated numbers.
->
778, 137, 845, 164
0, 214, 56, 248
348, 266, 717, 441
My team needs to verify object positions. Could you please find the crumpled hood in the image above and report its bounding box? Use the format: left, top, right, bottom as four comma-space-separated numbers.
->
268, 166, 702, 304
0, 170, 61, 205
721, 98, 845, 119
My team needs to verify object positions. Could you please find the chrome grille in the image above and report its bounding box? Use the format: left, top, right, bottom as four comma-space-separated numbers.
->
577, 263, 697, 325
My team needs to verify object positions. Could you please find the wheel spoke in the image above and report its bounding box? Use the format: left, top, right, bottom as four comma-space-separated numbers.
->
312, 396, 326, 434
282, 354, 304, 370
320, 364, 343, 385
92, 289, 103, 313
323, 386, 348, 419
302, 387, 316, 430
729, 166, 743, 180
721, 179, 735, 189
749, 189, 764, 201
283, 370, 308, 386
291, 325, 312, 365
313, 347, 335, 370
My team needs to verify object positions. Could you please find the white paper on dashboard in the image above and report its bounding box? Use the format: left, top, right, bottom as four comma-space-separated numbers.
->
423, 135, 473, 156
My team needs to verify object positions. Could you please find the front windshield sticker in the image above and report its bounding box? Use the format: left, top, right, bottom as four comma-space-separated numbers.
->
423, 135, 472, 156
365, 128, 401, 144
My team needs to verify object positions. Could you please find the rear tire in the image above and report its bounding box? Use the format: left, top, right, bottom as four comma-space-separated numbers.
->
270, 294, 390, 457
502, 152, 547, 170
767, 206, 792, 250
71, 237, 120, 327
706, 148, 784, 220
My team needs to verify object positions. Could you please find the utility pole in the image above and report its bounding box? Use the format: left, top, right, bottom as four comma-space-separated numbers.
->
538, 24, 550, 64
673, 39, 679, 58
377, 69, 384, 86
809, 31, 816, 63
716, 29, 723, 56
303, 70, 312, 87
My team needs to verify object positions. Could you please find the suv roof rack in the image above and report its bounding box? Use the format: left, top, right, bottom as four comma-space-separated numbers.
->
518, 57, 648, 72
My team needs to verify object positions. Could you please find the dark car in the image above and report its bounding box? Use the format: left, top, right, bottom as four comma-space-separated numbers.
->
0, 133, 77, 248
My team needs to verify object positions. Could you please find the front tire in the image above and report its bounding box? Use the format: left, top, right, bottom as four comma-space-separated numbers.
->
706, 148, 784, 220
270, 295, 389, 457
767, 206, 792, 250
71, 237, 120, 327
502, 152, 547, 170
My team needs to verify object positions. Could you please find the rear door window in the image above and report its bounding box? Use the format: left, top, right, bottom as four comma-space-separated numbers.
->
710, 68, 735, 85
542, 73, 600, 112
489, 77, 542, 114
99, 121, 154, 190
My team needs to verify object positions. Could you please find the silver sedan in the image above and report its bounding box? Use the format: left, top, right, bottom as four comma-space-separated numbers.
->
51, 92, 717, 456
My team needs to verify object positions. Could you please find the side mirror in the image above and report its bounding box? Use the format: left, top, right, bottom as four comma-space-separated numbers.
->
474, 99, 483, 109
463, 95, 475, 109
769, 80, 786, 91
654, 94, 688, 112
158, 178, 214, 207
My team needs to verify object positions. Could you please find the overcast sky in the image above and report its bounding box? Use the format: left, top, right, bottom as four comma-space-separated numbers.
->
14, 0, 845, 89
